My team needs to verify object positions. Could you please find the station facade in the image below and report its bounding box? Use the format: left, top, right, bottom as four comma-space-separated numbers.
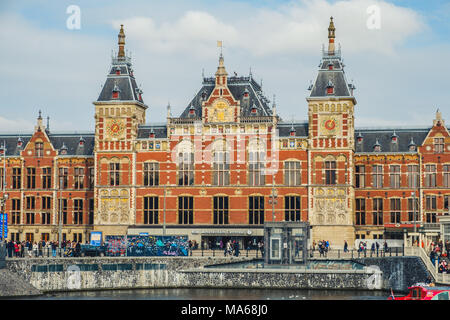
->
1, 19, 449, 248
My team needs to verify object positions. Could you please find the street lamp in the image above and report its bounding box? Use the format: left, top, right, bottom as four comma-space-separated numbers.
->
1, 141, 7, 242
58, 175, 63, 248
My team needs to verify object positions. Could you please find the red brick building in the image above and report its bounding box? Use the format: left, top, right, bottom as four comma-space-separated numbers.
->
0, 20, 449, 248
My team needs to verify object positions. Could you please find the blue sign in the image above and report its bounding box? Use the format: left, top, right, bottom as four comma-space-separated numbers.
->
0, 213, 6, 240
90, 231, 102, 246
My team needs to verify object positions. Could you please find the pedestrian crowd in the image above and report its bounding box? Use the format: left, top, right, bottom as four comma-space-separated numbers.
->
4, 239, 84, 258
317, 240, 330, 257
222, 240, 241, 257
429, 239, 450, 274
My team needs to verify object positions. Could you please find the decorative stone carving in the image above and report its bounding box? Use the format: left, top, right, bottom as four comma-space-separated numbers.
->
97, 188, 131, 225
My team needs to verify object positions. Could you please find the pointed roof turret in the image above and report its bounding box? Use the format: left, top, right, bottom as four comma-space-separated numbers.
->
328, 16, 336, 55
307, 17, 355, 103
95, 25, 146, 106
118, 24, 126, 59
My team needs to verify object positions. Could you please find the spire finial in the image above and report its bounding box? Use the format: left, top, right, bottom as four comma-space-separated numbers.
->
118, 24, 126, 58
38, 110, 42, 119
328, 16, 336, 55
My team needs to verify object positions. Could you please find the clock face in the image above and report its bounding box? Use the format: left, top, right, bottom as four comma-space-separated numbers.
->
319, 115, 341, 136
106, 119, 125, 138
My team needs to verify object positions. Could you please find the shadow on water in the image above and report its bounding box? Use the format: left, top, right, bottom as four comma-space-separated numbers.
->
22, 288, 388, 300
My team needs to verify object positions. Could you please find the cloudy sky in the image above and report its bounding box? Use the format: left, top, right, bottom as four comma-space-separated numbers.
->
0, 0, 449, 133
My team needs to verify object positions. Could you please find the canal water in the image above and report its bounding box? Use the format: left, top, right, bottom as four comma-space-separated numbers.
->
25, 288, 388, 300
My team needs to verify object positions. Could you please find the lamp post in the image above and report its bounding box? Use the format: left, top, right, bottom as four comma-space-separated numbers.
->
163, 182, 167, 236
1, 142, 8, 242
58, 175, 63, 248
270, 174, 277, 222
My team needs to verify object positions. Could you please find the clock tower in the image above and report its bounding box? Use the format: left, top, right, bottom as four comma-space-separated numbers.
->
307, 17, 357, 248
93, 25, 148, 236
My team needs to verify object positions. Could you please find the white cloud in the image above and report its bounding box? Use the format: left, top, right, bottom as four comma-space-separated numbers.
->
0, 116, 34, 133
113, 0, 426, 58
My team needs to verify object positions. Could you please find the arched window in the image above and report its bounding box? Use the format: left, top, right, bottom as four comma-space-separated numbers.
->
212, 140, 229, 186
248, 139, 266, 186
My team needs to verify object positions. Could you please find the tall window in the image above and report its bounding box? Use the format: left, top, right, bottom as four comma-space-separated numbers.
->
372, 165, 383, 188
248, 151, 265, 186
26, 196, 35, 210
58, 167, 68, 189
143, 196, 159, 224
444, 165, 450, 188
324, 161, 336, 185
356, 198, 366, 225
26, 167, 36, 189
88, 199, 94, 225
355, 165, 365, 188
88, 167, 95, 190
42, 168, 52, 189
284, 161, 301, 186
35, 142, 43, 157
285, 196, 301, 222
390, 165, 401, 188
434, 138, 444, 153
73, 199, 83, 224
41, 212, 51, 225
248, 196, 264, 224
143, 163, 159, 186
213, 151, 230, 186
213, 196, 229, 224
425, 165, 436, 187
426, 195, 437, 223
42, 196, 51, 210
11, 199, 20, 225
58, 199, 68, 224
178, 153, 194, 186
12, 168, 21, 189
372, 198, 383, 225
26, 212, 35, 225
74, 168, 84, 189
444, 195, 449, 213
407, 198, 419, 222
390, 198, 401, 224
407, 165, 419, 188
109, 163, 120, 186
178, 196, 193, 224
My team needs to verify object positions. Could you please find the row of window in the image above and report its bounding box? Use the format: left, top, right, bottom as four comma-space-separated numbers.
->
0, 167, 95, 190
355, 195, 450, 225
142, 195, 302, 225
110, 160, 304, 187
9, 232, 83, 243
355, 164, 450, 188
9, 199, 94, 225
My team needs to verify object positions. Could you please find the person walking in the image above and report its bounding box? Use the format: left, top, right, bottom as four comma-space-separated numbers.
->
371, 242, 375, 255
51, 241, 57, 257
234, 241, 240, 257
75, 242, 81, 257
7, 240, 13, 258
376, 242, 380, 255
344, 240, 348, 253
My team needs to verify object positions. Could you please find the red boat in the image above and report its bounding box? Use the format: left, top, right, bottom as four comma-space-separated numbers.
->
389, 284, 450, 300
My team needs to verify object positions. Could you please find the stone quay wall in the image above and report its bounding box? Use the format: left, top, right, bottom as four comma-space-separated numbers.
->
354, 256, 432, 292
3, 256, 384, 294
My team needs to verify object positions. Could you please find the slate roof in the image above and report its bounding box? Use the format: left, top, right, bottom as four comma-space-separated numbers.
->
277, 122, 309, 137
137, 125, 168, 139
96, 58, 145, 104
354, 127, 430, 153
179, 76, 273, 119
309, 50, 355, 99
0, 133, 95, 156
